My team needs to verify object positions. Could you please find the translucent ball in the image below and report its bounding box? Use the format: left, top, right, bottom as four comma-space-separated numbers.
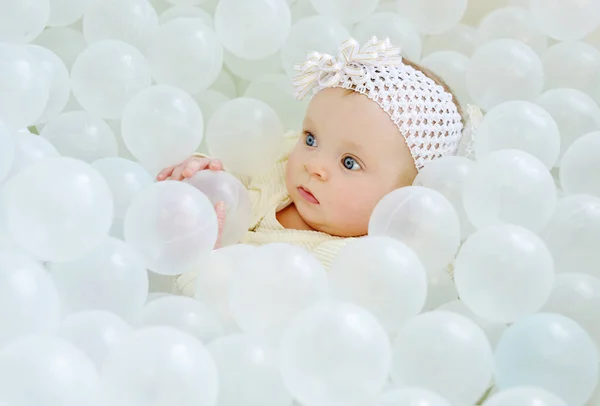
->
0, 123, 14, 184
6, 130, 59, 180
368, 186, 461, 273
0, 0, 50, 43
420, 51, 470, 112
437, 300, 507, 348
391, 311, 493, 405
40, 111, 118, 162
224, 51, 283, 81
71, 40, 152, 120
560, 131, 600, 197
215, 0, 291, 60
0, 336, 99, 406
494, 313, 598, 405
159, 6, 213, 26
83, 0, 159, 50
244, 73, 307, 131
33, 27, 87, 69
537, 88, 600, 162
48, 0, 93, 27
379, 388, 452, 406
540, 195, 600, 277
91, 157, 154, 219
0, 251, 60, 348
466, 39, 544, 111
59, 310, 132, 369
147, 18, 223, 94
206, 98, 284, 176
280, 302, 391, 406
454, 224, 554, 323
166, 0, 206, 5
49, 237, 149, 321
0, 44, 49, 130
423, 24, 477, 57
210, 69, 238, 99
478, 6, 548, 55
193, 90, 230, 129
185, 170, 252, 246
208, 333, 293, 406
25, 45, 70, 124
530, 0, 600, 41
475, 101, 560, 169
123, 181, 218, 275
121, 85, 204, 173
422, 267, 458, 311
230, 243, 329, 333
543, 41, 600, 103
100, 326, 218, 406
309, 0, 379, 24
138, 296, 223, 343
329, 236, 427, 334
413, 156, 476, 240
4, 157, 113, 262
395, 0, 468, 35
280, 15, 350, 77
484, 387, 569, 406
191, 245, 255, 332
353, 11, 422, 62
542, 273, 600, 359
463, 149, 557, 232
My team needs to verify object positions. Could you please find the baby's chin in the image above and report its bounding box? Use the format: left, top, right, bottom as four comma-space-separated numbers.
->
295, 202, 367, 238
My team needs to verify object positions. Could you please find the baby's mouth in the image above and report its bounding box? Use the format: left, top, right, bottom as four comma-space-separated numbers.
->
298, 186, 319, 204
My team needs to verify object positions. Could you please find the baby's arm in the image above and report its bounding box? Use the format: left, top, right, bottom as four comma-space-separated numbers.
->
156, 154, 224, 181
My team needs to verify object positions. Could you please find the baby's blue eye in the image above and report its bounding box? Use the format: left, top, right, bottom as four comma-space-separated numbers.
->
305, 133, 317, 147
342, 156, 361, 171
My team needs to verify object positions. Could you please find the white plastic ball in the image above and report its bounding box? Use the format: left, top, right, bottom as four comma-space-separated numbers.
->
230, 243, 329, 333
5, 129, 59, 178
420, 51, 470, 106
368, 186, 461, 273
353, 12, 422, 62
0, 44, 49, 130
4, 157, 113, 262
224, 52, 283, 81
193, 90, 230, 129
280, 302, 391, 406
560, 131, 600, 197
475, 101, 561, 169
395, 0, 467, 35
454, 224, 555, 323
185, 170, 252, 246
329, 236, 427, 334
422, 267, 458, 311
530, 0, 600, 41
83, 0, 159, 50
210, 69, 238, 99
537, 88, 600, 162
466, 39, 544, 111
208, 334, 293, 406
478, 6, 548, 55
91, 157, 154, 219
33, 27, 87, 69
423, 24, 477, 57
0, 336, 99, 406
540, 194, 600, 278
0, 251, 60, 348
50, 237, 149, 321
494, 313, 598, 406
0, 0, 50, 43
121, 85, 204, 173
391, 311, 493, 405
166, 0, 206, 5
100, 326, 218, 406
0, 123, 14, 184
48, 0, 93, 27
309, 0, 379, 24
147, 18, 223, 94
138, 296, 223, 343
463, 149, 557, 232
40, 111, 118, 162
206, 97, 284, 176
379, 388, 452, 406
71, 40, 152, 120
59, 310, 132, 369
215, 0, 291, 60
26, 45, 70, 124
484, 387, 569, 406
280, 15, 350, 78
159, 6, 213, 26
123, 181, 218, 275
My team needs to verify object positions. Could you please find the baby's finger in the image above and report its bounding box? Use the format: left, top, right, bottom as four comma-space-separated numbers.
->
182, 159, 204, 178
171, 163, 187, 181
156, 166, 175, 181
208, 159, 223, 171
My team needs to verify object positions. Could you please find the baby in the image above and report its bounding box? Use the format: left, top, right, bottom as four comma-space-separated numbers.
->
157, 37, 468, 296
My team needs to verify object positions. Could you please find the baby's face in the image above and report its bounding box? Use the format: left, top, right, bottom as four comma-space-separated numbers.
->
285, 88, 417, 237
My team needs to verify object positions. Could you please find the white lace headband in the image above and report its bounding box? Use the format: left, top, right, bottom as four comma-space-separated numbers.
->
292, 36, 465, 171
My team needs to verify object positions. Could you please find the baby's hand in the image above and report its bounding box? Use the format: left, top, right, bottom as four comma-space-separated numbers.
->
156, 156, 224, 181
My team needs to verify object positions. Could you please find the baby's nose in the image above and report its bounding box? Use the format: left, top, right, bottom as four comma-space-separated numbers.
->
305, 160, 329, 180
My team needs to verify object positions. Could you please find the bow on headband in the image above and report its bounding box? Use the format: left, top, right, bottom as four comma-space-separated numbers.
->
292, 36, 404, 100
